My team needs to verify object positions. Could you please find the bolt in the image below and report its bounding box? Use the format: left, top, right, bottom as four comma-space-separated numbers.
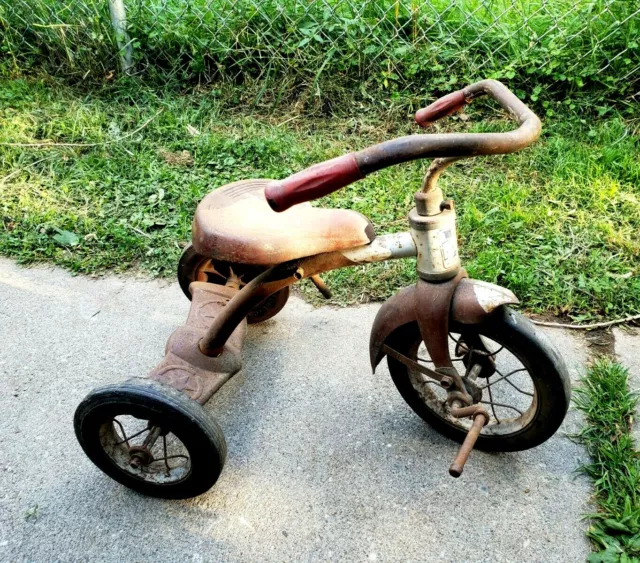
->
440, 376, 454, 389
129, 454, 143, 469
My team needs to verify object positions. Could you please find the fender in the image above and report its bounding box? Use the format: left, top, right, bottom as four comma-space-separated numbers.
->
369, 278, 519, 371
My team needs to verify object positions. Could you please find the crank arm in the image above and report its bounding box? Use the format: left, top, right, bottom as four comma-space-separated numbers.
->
383, 344, 488, 476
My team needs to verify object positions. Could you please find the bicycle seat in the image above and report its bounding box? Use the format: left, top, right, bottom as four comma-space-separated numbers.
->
192, 179, 375, 265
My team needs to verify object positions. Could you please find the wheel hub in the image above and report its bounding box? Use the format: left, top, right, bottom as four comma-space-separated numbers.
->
456, 340, 497, 378
128, 445, 154, 469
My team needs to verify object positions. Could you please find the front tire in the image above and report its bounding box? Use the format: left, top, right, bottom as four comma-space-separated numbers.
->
385, 306, 570, 452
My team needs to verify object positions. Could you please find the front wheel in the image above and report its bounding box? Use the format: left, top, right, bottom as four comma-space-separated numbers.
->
385, 306, 571, 452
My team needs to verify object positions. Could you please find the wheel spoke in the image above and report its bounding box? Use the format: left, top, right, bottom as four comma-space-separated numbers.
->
480, 399, 524, 416
114, 425, 150, 446
478, 368, 529, 392
502, 375, 535, 397
113, 419, 130, 447
467, 344, 504, 358
486, 384, 501, 423
411, 331, 534, 429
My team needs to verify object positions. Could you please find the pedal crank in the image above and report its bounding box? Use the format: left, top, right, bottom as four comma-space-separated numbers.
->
448, 404, 489, 478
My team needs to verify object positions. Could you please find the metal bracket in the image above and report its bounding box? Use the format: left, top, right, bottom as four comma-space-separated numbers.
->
382, 344, 443, 382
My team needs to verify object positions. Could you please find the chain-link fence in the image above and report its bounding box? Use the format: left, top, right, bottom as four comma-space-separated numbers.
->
1, 0, 638, 103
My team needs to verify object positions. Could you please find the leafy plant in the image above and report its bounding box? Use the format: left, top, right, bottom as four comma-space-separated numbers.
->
574, 361, 640, 562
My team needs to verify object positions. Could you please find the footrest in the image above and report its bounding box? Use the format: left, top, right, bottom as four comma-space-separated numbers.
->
147, 283, 247, 404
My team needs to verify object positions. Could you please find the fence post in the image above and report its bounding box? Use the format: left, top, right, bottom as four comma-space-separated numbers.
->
108, 0, 134, 74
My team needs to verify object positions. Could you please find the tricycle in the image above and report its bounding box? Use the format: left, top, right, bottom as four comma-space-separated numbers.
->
74, 80, 570, 498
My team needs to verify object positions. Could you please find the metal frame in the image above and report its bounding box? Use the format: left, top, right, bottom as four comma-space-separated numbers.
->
142, 80, 541, 478
198, 232, 417, 355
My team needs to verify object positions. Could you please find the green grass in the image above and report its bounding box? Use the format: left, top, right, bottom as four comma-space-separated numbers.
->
1, 77, 639, 319
574, 360, 640, 562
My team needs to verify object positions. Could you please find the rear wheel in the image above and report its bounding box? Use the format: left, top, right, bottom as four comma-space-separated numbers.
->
74, 378, 226, 499
385, 306, 571, 452
177, 243, 290, 324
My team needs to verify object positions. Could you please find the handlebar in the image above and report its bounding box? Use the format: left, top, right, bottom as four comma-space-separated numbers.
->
265, 80, 541, 212
414, 90, 467, 126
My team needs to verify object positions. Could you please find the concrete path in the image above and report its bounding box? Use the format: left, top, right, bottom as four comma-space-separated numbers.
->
0, 259, 593, 562
614, 327, 640, 444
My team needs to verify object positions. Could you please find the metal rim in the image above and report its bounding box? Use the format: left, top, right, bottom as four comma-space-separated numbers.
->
99, 413, 192, 486
407, 331, 539, 437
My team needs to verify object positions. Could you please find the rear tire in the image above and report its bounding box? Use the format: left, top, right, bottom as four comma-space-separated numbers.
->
74, 378, 226, 499
177, 243, 290, 324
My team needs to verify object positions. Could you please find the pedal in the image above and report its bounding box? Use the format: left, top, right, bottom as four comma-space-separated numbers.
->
448, 406, 489, 477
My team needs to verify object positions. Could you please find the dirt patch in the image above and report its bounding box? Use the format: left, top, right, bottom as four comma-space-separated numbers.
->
529, 313, 618, 359
584, 328, 616, 358
158, 149, 194, 166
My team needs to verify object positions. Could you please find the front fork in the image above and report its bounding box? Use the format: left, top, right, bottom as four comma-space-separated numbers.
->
413, 273, 491, 477
404, 172, 496, 475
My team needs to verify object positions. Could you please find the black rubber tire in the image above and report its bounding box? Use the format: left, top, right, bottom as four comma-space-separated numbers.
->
386, 306, 571, 452
74, 378, 226, 499
177, 243, 290, 324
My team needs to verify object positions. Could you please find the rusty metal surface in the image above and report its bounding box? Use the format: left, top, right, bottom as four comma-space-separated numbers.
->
369, 285, 419, 370
200, 233, 418, 356
369, 278, 519, 371
199, 262, 301, 356
382, 343, 444, 383
192, 179, 374, 265
259, 81, 540, 208
414, 271, 467, 370
448, 409, 489, 478
355, 80, 541, 175
450, 404, 490, 420
147, 282, 246, 404
341, 232, 416, 264
409, 205, 461, 281
421, 157, 465, 198
309, 274, 332, 299
451, 279, 519, 325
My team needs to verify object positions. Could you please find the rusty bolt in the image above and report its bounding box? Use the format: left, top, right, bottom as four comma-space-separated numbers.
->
440, 376, 454, 389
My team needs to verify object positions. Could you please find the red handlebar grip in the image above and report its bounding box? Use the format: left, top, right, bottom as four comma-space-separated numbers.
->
415, 90, 467, 127
265, 153, 363, 212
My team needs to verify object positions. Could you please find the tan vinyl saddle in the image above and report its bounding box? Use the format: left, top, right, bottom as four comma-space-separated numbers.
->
192, 179, 375, 265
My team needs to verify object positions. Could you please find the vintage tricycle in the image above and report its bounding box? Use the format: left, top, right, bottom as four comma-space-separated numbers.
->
74, 80, 570, 498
